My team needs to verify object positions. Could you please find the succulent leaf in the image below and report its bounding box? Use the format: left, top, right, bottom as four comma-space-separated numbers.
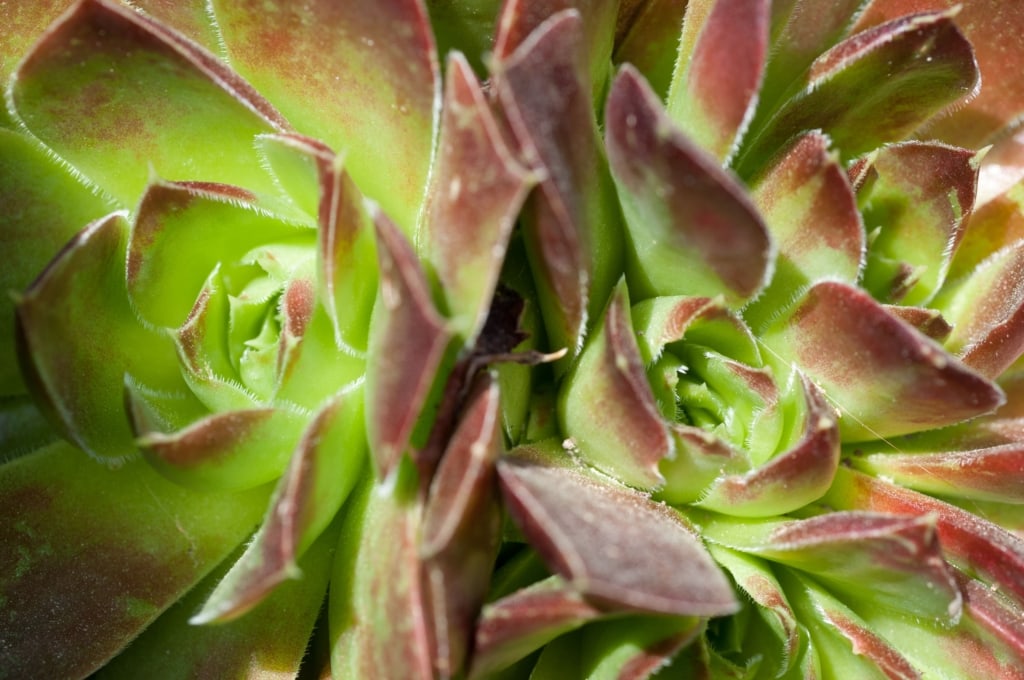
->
423, 53, 535, 343
0, 442, 269, 679
667, 0, 771, 162
745, 130, 864, 329
859, 141, 980, 306
493, 9, 624, 355
607, 66, 773, 306
15, 213, 183, 460
735, 10, 979, 177
0, 128, 113, 394
209, 0, 439, 233
761, 280, 1004, 440
856, 0, 1024, 149
10, 0, 288, 206
557, 282, 672, 490
498, 441, 739, 617
366, 209, 453, 482
188, 391, 365, 624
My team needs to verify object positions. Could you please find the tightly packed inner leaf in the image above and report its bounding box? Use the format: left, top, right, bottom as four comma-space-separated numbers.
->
4, 0, 1024, 678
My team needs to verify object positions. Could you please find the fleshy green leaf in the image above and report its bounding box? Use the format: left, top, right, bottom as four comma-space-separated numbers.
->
826, 467, 1024, 608
15, 213, 183, 461
579, 615, 703, 680
315, 154, 378, 354
10, 0, 287, 206
469, 576, 602, 679
0, 128, 113, 395
493, 0, 618, 95
366, 210, 453, 481
761, 281, 1004, 441
127, 180, 310, 329
423, 53, 534, 343
558, 282, 672, 490
607, 66, 773, 306
612, 0, 689, 98
696, 510, 962, 622
781, 571, 921, 680
755, 0, 868, 116
696, 375, 840, 517
96, 517, 335, 679
330, 476, 434, 680
667, 0, 771, 161
211, 0, 439, 233
0, 441, 268, 678
745, 131, 863, 330
735, 10, 979, 177
935, 241, 1024, 379
189, 391, 365, 623
860, 142, 980, 305
133, 405, 307, 491
493, 9, 624, 355
498, 441, 739, 617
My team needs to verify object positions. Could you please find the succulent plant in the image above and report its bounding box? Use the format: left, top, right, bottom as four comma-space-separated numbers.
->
3, 0, 1024, 678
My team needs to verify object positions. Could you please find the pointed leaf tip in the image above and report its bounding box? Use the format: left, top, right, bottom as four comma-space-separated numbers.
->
607, 66, 772, 305
498, 443, 738, 617
366, 210, 452, 481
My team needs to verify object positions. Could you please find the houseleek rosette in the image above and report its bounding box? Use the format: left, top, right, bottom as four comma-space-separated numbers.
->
3, 0, 1024, 679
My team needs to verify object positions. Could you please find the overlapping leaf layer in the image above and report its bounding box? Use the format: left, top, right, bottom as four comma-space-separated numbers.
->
3, 0, 1024, 678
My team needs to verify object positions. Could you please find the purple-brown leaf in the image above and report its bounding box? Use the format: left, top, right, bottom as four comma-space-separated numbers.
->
423, 53, 534, 343
421, 376, 503, 678
498, 442, 738, 617
493, 10, 624, 354
762, 281, 1004, 440
667, 0, 771, 161
607, 66, 773, 305
366, 210, 452, 482
855, 0, 1024, 149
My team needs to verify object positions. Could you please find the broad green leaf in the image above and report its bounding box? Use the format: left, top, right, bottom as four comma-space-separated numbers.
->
10, 0, 287, 206
211, 0, 439, 234
0, 441, 268, 678
15, 213, 183, 461
96, 516, 334, 679
0, 128, 113, 395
